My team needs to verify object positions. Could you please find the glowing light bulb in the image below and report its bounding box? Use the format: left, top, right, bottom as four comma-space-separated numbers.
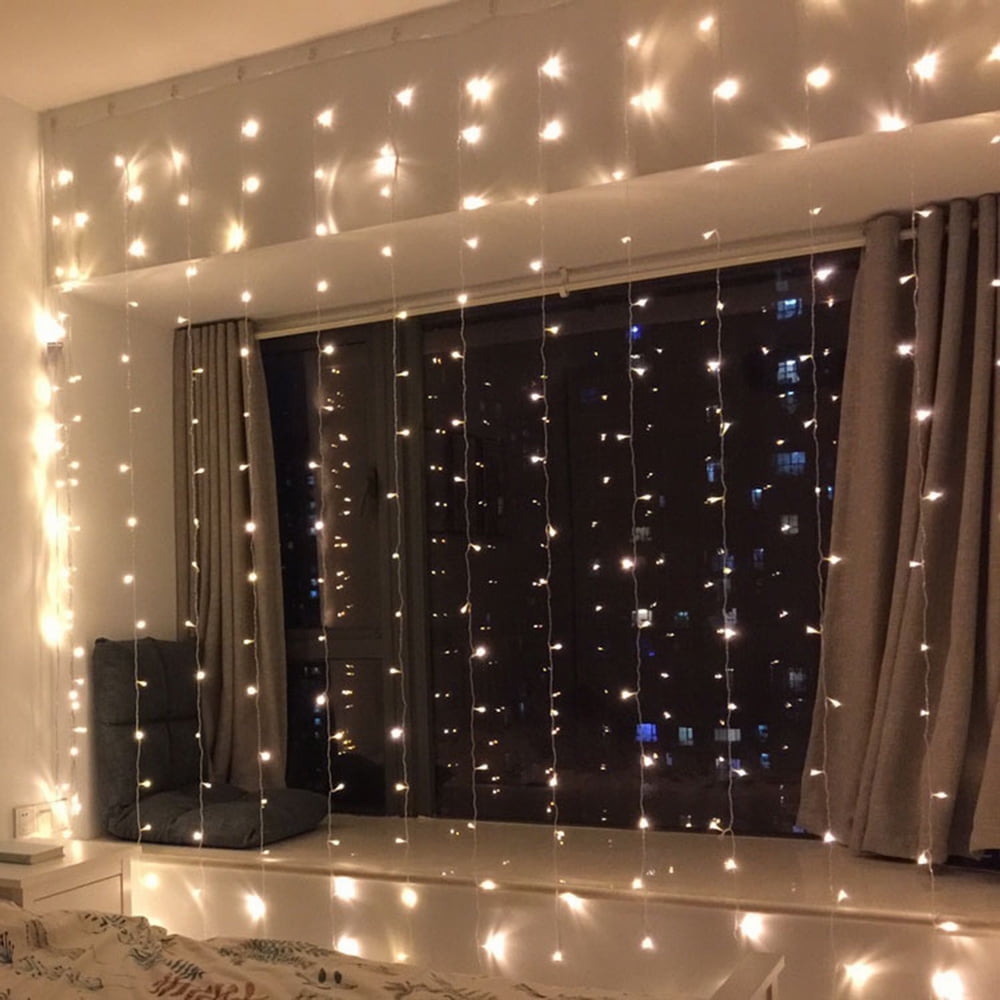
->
396, 87, 414, 107
541, 56, 563, 78
178, 193, 190, 207
127, 238, 146, 258
931, 970, 965, 1000
463, 195, 488, 211
878, 113, 907, 132
530, 259, 543, 273
316, 280, 329, 293
316, 108, 334, 128
245, 892, 266, 919
466, 77, 493, 102
240, 290, 252, 304
913, 53, 939, 80
844, 961, 875, 987
461, 125, 483, 144
55, 168, 74, 186
126, 185, 144, 203
242, 175, 261, 194
375, 144, 398, 177
626, 33, 642, 49
714, 78, 740, 101
630, 88, 663, 111
739, 913, 764, 942
259, 750, 272, 762
778, 133, 808, 150
464, 237, 480, 250
805, 66, 832, 89
381, 245, 393, 258
640, 936, 654, 951
540, 119, 563, 141
241, 119, 260, 139
551, 950, 563, 963
479, 879, 497, 891
401, 886, 418, 908
73, 211, 89, 228
185, 264, 198, 278
482, 932, 506, 960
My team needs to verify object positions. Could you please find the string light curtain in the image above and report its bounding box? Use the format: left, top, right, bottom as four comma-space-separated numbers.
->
799, 196, 1000, 862
173, 318, 287, 789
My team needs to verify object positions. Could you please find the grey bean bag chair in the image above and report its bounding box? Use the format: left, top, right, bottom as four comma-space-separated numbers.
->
92, 637, 327, 847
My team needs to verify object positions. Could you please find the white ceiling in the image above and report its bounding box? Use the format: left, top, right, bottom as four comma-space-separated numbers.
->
0, 0, 455, 111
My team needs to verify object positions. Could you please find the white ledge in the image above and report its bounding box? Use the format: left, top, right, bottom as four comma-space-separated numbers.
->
133, 814, 1000, 930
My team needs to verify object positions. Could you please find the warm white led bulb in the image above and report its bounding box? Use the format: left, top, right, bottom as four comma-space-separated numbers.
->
461, 125, 483, 144
126, 185, 144, 203
240, 290, 252, 304
540, 119, 563, 141
805, 65, 832, 89
316, 280, 329, 293
462, 195, 488, 211
540, 55, 563, 79
396, 87, 415, 107
242, 175, 261, 194
698, 15, 715, 33
241, 119, 260, 139
714, 78, 740, 101
127, 238, 146, 258
913, 53, 939, 80
630, 88, 663, 112
878, 113, 907, 132
316, 108, 334, 128
466, 77, 493, 102
778, 133, 808, 150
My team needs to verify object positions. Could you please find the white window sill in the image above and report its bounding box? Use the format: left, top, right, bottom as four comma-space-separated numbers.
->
133, 814, 1000, 930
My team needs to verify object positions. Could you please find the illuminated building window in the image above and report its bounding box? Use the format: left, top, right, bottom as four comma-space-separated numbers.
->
715, 727, 742, 743
752, 547, 766, 570
750, 487, 764, 509
774, 450, 807, 476
780, 514, 800, 535
706, 458, 721, 483
776, 297, 803, 320
678, 726, 695, 747
776, 358, 800, 384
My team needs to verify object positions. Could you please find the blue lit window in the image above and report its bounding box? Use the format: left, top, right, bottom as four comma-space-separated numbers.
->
774, 450, 807, 476
636, 722, 658, 743
750, 487, 764, 509
678, 726, 694, 746
777, 297, 803, 320
760, 753, 772, 770
706, 458, 721, 483
757, 724, 769, 740
752, 547, 765, 570
780, 514, 800, 535
776, 358, 800, 384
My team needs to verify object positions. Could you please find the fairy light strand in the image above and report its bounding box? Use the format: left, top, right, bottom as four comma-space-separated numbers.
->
310, 90, 339, 900
456, 75, 484, 970
385, 87, 415, 891
535, 52, 563, 964
621, 27, 652, 948
121, 158, 145, 846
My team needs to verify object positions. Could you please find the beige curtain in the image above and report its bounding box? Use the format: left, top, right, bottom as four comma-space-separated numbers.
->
799, 197, 1000, 861
174, 319, 287, 789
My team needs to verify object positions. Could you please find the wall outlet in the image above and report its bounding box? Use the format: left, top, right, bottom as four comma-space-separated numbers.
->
13, 800, 69, 840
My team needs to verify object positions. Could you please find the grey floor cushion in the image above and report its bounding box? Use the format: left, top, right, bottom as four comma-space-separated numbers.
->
92, 636, 327, 847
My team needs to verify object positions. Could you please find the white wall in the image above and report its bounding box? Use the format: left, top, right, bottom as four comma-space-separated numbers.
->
0, 94, 54, 833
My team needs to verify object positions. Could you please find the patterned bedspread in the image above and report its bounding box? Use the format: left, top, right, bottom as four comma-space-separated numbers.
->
0, 903, 664, 999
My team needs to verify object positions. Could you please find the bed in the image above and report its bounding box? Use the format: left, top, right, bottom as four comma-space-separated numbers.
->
0, 901, 781, 999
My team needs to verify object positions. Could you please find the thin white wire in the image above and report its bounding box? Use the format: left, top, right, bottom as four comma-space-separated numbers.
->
534, 60, 563, 964
620, 28, 652, 947
121, 161, 144, 847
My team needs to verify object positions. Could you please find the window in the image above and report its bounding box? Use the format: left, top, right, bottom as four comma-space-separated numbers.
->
776, 359, 800, 385
264, 250, 855, 835
773, 450, 807, 476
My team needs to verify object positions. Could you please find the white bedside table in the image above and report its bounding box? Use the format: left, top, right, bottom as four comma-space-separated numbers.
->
0, 841, 132, 914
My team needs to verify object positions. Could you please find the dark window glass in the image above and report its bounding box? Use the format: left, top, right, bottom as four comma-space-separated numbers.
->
264, 250, 857, 836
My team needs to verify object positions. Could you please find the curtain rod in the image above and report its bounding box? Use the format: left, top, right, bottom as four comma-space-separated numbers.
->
256, 224, 869, 340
